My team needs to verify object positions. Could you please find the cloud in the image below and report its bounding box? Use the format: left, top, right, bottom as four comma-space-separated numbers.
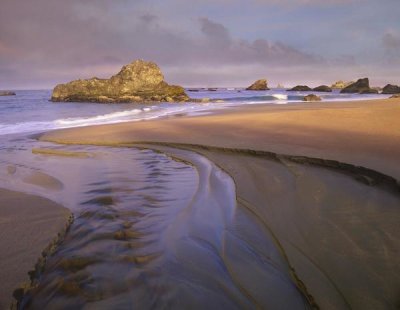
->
0, 0, 398, 89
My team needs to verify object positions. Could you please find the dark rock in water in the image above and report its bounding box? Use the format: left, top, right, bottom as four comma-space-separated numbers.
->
312, 85, 332, 92
51, 60, 189, 103
207, 88, 218, 91
360, 89, 379, 94
303, 94, 321, 102
287, 85, 312, 91
390, 94, 400, 98
340, 78, 372, 94
382, 84, 400, 94
187, 89, 200, 92
0, 91, 16, 96
246, 79, 269, 91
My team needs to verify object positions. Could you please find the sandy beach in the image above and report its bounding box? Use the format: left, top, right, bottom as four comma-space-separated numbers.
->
34, 97, 400, 309
0, 189, 71, 309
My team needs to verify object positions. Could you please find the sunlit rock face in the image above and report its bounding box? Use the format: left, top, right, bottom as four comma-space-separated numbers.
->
246, 79, 269, 90
331, 80, 353, 89
51, 60, 189, 103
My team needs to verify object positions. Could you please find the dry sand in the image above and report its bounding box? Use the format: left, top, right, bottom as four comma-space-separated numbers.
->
40, 98, 400, 179
37, 98, 400, 309
0, 189, 70, 309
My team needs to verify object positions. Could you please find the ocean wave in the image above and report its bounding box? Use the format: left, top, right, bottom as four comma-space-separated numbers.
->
56, 108, 144, 126
272, 94, 288, 100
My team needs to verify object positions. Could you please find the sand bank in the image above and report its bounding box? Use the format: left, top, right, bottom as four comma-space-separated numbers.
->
0, 189, 71, 309
40, 98, 400, 179
37, 98, 400, 309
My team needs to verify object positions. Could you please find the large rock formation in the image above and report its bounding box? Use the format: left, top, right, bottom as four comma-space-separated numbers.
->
0, 91, 16, 96
340, 78, 373, 94
312, 85, 332, 92
246, 79, 269, 91
287, 85, 312, 91
382, 84, 400, 94
303, 94, 321, 102
331, 80, 353, 89
51, 60, 189, 103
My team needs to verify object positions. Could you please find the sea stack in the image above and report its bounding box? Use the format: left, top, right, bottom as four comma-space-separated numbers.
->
340, 78, 376, 94
287, 85, 312, 91
51, 60, 189, 103
382, 84, 400, 94
313, 85, 332, 92
246, 79, 269, 91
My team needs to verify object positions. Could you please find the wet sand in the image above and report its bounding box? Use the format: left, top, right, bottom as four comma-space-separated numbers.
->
0, 189, 71, 309
35, 98, 400, 309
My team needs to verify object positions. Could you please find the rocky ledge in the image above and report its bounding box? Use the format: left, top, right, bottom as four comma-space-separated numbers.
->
246, 79, 269, 91
0, 91, 16, 96
51, 60, 189, 103
340, 78, 378, 94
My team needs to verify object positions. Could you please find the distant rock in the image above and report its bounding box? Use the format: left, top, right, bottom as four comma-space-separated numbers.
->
312, 85, 332, 92
287, 85, 312, 91
303, 94, 321, 102
51, 60, 189, 103
246, 79, 269, 91
0, 91, 16, 96
382, 84, 400, 94
207, 88, 218, 91
340, 78, 373, 94
331, 80, 353, 89
277, 83, 285, 89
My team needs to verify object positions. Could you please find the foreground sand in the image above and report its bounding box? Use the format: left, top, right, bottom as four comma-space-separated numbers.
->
0, 189, 71, 309
38, 98, 400, 309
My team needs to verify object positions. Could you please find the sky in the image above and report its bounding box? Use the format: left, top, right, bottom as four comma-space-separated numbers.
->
0, 0, 399, 89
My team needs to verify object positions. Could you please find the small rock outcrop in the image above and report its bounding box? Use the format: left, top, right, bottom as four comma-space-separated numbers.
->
382, 84, 400, 94
313, 85, 332, 92
0, 91, 16, 96
287, 85, 312, 91
246, 79, 269, 91
51, 60, 189, 103
390, 94, 400, 98
340, 78, 373, 94
331, 80, 353, 89
303, 94, 321, 102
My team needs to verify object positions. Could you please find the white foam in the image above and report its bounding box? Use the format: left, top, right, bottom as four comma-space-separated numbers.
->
272, 94, 288, 100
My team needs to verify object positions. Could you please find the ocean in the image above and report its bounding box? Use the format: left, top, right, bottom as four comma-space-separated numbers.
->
0, 88, 389, 136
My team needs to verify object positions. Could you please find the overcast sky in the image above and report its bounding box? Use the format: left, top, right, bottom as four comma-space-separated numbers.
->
0, 0, 399, 89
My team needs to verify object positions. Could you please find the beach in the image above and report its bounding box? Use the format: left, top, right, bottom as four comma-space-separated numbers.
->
35, 97, 400, 309
0, 189, 71, 309
1, 97, 400, 309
